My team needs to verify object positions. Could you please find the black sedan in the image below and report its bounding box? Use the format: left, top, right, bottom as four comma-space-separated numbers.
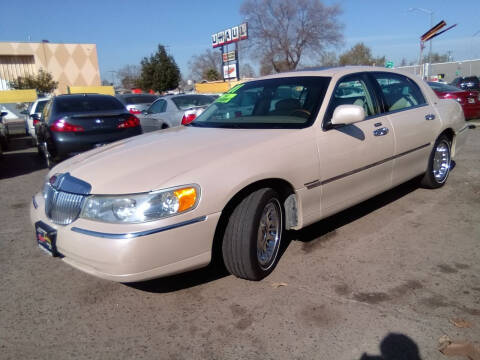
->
450, 76, 480, 91
36, 94, 142, 167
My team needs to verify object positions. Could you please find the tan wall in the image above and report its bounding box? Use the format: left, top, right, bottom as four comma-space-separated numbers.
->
0, 42, 101, 94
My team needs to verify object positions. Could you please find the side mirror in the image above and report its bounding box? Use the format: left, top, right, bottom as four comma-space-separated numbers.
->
331, 105, 365, 126
142, 110, 148, 115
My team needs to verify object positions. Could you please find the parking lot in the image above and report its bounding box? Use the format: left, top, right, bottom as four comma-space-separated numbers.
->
0, 124, 479, 360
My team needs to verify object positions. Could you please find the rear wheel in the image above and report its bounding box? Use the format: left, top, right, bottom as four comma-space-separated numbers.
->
421, 134, 451, 188
222, 188, 284, 281
39, 141, 55, 169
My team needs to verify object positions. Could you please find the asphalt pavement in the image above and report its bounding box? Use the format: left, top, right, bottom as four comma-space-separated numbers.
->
0, 126, 479, 360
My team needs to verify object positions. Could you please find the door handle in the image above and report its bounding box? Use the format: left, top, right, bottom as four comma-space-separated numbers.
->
425, 114, 436, 120
373, 127, 389, 136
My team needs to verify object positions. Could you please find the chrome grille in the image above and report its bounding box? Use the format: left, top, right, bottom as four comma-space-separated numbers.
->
45, 184, 86, 225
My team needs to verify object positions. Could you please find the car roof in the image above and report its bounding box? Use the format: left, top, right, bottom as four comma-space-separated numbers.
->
116, 93, 158, 98
54, 93, 116, 100
254, 66, 420, 81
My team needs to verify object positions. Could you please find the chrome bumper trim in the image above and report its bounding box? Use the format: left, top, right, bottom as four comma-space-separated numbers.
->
458, 124, 470, 134
71, 216, 207, 239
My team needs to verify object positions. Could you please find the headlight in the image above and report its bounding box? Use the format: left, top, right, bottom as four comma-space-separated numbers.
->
80, 185, 200, 224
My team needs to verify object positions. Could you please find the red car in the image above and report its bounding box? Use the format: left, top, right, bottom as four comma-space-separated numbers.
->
428, 82, 480, 120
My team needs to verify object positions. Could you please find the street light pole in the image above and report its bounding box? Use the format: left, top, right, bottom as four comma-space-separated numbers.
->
409, 7, 434, 77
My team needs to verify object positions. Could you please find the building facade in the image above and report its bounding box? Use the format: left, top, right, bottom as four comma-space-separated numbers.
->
397, 59, 480, 82
0, 41, 101, 93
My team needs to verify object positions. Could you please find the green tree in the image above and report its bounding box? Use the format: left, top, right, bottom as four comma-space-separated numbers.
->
203, 68, 221, 81
338, 43, 385, 66
138, 45, 180, 92
8, 69, 58, 94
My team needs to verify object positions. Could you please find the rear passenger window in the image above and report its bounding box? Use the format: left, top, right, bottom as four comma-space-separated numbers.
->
148, 99, 166, 114
372, 73, 426, 112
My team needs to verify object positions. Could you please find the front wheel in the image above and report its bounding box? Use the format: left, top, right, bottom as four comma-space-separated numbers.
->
421, 135, 452, 189
222, 188, 284, 281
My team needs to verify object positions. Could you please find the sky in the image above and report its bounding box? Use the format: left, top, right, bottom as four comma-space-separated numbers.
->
1, 0, 479, 83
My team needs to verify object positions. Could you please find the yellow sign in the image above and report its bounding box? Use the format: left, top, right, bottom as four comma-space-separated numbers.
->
0, 89, 38, 103
68, 86, 115, 96
195, 80, 244, 94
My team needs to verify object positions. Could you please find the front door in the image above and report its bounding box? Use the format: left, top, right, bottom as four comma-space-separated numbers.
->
316, 73, 395, 218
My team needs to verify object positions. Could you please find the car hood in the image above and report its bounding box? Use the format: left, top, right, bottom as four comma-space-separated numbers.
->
52, 126, 300, 194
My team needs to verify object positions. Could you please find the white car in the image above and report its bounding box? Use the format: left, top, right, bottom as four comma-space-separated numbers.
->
138, 94, 216, 132
22, 97, 50, 145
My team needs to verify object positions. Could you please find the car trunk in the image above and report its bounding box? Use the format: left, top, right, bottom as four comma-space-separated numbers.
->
64, 111, 131, 134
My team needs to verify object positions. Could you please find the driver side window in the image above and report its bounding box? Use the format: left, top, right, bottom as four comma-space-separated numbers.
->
324, 74, 378, 127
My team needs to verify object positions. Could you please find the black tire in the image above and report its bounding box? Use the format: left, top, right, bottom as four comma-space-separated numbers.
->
421, 134, 452, 189
222, 188, 284, 281
39, 141, 55, 169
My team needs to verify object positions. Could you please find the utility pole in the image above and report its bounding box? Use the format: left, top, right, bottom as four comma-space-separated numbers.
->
409, 7, 434, 76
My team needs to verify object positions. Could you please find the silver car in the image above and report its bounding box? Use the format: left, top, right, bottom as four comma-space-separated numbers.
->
138, 94, 216, 132
115, 94, 159, 115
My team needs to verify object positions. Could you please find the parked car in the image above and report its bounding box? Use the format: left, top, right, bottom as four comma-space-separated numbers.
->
138, 94, 216, 132
31, 67, 471, 283
450, 76, 480, 91
428, 81, 480, 120
36, 94, 142, 168
115, 93, 159, 115
21, 97, 50, 145
0, 111, 8, 155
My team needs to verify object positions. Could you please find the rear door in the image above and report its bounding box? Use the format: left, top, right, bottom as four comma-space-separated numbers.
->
369, 72, 441, 186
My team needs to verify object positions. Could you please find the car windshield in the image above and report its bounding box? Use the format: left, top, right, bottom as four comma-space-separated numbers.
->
55, 96, 125, 113
428, 82, 462, 92
190, 76, 330, 129
121, 95, 158, 104
171, 95, 215, 110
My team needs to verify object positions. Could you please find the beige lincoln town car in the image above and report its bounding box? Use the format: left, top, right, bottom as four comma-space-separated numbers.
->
31, 67, 471, 282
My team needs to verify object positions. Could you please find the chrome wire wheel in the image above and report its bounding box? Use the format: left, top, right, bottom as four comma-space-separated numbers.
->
257, 198, 282, 270
432, 139, 451, 183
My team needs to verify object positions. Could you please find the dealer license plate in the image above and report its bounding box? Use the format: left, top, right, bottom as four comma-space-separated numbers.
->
35, 221, 58, 257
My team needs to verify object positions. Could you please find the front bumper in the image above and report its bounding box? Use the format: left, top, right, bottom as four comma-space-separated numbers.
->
30, 193, 220, 282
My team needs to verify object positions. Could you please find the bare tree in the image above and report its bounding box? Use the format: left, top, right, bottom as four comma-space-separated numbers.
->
241, 0, 343, 72
188, 49, 223, 81
117, 65, 141, 90
320, 51, 338, 66
240, 63, 256, 78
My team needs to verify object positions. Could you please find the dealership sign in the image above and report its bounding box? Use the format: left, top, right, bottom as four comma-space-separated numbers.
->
212, 23, 248, 48
222, 50, 237, 63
